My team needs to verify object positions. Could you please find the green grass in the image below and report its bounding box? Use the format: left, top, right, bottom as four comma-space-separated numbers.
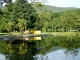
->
42, 32, 80, 36
0, 32, 21, 36
10, 32, 22, 35
0, 32, 80, 36
0, 33, 10, 35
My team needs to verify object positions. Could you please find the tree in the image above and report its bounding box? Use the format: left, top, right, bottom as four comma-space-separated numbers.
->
0, 9, 3, 19
0, 4, 12, 32
17, 19, 27, 32
5, 21, 14, 32
11, 0, 37, 31
59, 10, 80, 31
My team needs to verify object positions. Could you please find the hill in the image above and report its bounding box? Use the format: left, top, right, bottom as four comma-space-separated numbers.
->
33, 4, 78, 12
43, 5, 77, 12
0, 4, 78, 12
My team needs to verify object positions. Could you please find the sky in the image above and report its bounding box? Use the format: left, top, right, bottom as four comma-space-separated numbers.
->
11, 0, 80, 8
45, 0, 80, 8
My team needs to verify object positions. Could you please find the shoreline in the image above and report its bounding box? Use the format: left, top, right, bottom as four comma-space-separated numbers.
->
0, 32, 80, 40
0, 32, 80, 36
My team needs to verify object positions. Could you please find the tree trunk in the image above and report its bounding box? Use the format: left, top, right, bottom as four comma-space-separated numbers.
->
55, 27, 56, 32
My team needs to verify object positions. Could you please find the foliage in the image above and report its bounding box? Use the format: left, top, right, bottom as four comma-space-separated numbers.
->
0, 0, 80, 33
0, 0, 37, 32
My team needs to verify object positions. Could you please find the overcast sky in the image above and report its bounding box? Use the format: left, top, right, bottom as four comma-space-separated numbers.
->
12, 0, 80, 8
45, 0, 80, 8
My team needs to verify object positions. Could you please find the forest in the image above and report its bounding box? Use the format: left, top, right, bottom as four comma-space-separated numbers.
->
0, 0, 80, 33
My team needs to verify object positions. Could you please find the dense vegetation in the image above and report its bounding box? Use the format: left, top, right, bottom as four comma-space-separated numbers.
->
0, 0, 80, 33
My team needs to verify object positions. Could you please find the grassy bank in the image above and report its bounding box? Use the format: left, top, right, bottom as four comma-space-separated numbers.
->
0, 32, 80, 36
0, 33, 10, 35
42, 32, 80, 36
0, 32, 21, 36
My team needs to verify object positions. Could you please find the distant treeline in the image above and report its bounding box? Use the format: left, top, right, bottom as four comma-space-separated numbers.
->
0, 0, 80, 33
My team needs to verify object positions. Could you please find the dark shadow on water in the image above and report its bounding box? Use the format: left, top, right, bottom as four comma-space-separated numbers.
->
0, 34, 54, 40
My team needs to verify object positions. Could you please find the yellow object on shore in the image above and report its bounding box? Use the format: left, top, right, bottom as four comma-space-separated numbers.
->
24, 30, 41, 34
33, 30, 41, 34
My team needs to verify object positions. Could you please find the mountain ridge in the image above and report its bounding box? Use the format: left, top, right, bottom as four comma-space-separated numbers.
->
43, 5, 78, 12
0, 4, 78, 12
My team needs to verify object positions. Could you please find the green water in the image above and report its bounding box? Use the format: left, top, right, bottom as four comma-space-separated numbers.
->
0, 36, 80, 60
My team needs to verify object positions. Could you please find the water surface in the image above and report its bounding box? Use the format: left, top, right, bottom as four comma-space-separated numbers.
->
0, 36, 80, 60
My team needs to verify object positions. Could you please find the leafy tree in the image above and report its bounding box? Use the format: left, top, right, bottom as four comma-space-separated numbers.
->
59, 10, 80, 31
17, 19, 27, 32
0, 4, 12, 32
0, 9, 3, 19
5, 21, 14, 32
11, 0, 37, 31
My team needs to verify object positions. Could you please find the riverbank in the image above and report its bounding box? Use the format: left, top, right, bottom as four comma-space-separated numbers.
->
42, 32, 80, 36
0, 32, 80, 36
0, 32, 80, 40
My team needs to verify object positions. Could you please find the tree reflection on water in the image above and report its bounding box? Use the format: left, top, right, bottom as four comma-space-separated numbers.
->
4, 40, 39, 60
0, 36, 80, 60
